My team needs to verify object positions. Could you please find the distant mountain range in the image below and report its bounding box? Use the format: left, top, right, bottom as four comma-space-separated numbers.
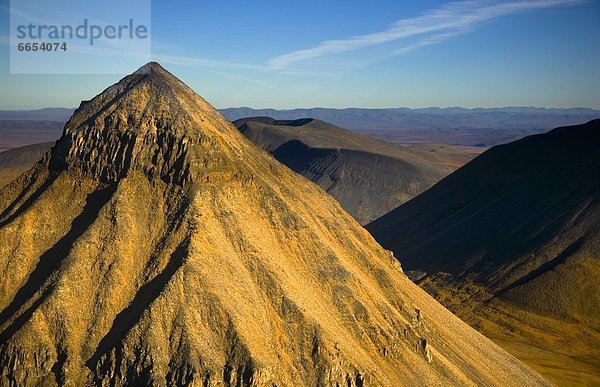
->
222, 107, 600, 146
1, 107, 598, 151
367, 119, 600, 384
0, 108, 75, 121
0, 121, 64, 153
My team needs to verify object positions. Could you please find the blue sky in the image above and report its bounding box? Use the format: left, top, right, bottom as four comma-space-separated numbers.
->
0, 0, 599, 109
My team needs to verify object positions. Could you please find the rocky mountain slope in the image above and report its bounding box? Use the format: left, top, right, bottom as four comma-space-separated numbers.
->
0, 142, 53, 189
234, 117, 476, 224
367, 120, 600, 384
0, 63, 547, 386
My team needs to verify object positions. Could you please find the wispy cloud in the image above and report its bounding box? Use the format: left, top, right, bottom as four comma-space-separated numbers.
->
393, 29, 470, 55
152, 53, 336, 78
153, 53, 265, 72
151, 0, 582, 83
153, 53, 275, 87
6, 6, 55, 25
268, 0, 584, 69
3, 0, 584, 80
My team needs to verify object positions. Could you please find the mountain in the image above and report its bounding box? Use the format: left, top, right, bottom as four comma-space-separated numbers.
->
222, 107, 600, 146
0, 142, 53, 188
0, 63, 547, 386
233, 117, 478, 225
367, 120, 600, 384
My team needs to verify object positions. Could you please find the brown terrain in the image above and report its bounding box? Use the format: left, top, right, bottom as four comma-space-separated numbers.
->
0, 63, 548, 386
0, 142, 54, 189
0, 121, 63, 153
234, 117, 479, 224
367, 120, 600, 385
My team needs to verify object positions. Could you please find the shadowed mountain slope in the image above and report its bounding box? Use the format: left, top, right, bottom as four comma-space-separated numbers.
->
0, 142, 53, 188
234, 117, 476, 225
367, 120, 600, 384
0, 63, 547, 386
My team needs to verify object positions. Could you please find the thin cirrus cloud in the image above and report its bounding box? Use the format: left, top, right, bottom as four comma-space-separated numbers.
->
153, 53, 336, 78
267, 0, 584, 70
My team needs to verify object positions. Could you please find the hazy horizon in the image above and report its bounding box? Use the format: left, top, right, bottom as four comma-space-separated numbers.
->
1, 105, 600, 112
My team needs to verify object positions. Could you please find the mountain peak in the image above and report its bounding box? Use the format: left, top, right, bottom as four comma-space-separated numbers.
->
47, 62, 242, 186
133, 61, 168, 75
68, 62, 214, 130
126, 61, 189, 93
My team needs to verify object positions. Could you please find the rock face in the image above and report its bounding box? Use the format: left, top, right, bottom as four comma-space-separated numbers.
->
367, 120, 600, 384
234, 117, 474, 225
0, 63, 547, 386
